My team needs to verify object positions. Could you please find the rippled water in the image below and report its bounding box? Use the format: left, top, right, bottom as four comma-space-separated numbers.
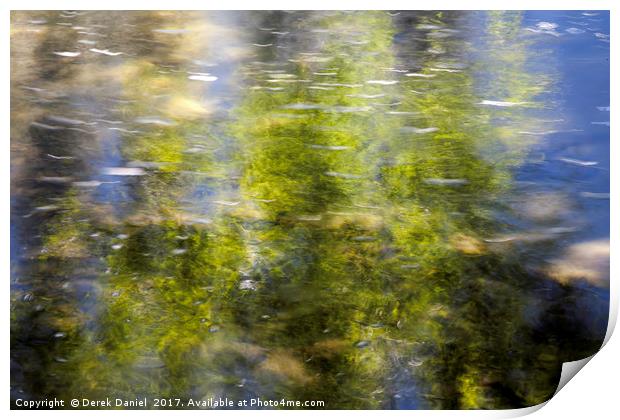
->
10, 11, 610, 409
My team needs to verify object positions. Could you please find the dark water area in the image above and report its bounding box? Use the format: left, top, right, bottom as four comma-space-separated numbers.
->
10, 10, 609, 409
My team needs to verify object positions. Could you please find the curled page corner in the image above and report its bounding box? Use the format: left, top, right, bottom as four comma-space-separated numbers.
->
602, 297, 618, 347
554, 355, 595, 396
550, 276, 619, 395
536, 292, 615, 410
501, 355, 598, 418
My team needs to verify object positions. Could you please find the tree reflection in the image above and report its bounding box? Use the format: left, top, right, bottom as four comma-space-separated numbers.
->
10, 10, 607, 410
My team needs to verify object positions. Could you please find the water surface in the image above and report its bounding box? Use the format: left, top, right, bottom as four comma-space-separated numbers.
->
10, 10, 610, 409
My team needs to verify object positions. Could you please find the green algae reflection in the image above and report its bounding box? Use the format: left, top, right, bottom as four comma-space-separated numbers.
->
10, 11, 608, 409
